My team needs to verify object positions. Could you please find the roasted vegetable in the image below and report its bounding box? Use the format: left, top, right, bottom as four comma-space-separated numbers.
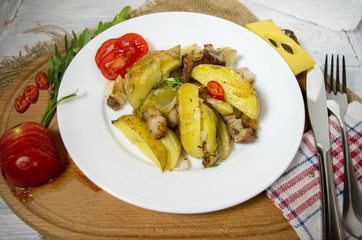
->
135, 84, 177, 117
200, 103, 219, 167
200, 93, 234, 115
217, 115, 231, 160
191, 64, 259, 119
125, 48, 181, 109
160, 129, 182, 171
112, 115, 168, 172
177, 83, 204, 158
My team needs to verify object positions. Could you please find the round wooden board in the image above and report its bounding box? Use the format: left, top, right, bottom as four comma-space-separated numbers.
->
0, 50, 298, 240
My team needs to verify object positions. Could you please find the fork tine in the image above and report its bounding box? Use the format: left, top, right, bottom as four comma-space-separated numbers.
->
336, 55, 340, 93
324, 54, 329, 92
342, 55, 347, 93
330, 55, 334, 93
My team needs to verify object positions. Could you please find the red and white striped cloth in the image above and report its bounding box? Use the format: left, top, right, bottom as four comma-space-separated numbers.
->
266, 101, 362, 240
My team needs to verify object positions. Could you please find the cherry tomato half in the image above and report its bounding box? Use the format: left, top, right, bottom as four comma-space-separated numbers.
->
23, 85, 39, 103
95, 33, 149, 80
35, 71, 49, 90
207, 81, 225, 101
14, 96, 30, 113
120, 33, 149, 62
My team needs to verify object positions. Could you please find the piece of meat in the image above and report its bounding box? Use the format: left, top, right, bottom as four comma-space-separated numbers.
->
237, 67, 255, 84
142, 107, 168, 139
106, 76, 128, 110
164, 107, 178, 129
107, 96, 121, 110
223, 114, 256, 143
204, 44, 226, 66
180, 53, 194, 83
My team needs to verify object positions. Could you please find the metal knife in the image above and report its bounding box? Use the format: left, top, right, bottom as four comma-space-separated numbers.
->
306, 64, 345, 240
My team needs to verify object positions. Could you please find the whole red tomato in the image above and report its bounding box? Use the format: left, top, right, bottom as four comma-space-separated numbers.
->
0, 122, 61, 187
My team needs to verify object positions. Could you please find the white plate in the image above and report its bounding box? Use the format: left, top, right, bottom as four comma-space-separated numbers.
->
58, 12, 305, 214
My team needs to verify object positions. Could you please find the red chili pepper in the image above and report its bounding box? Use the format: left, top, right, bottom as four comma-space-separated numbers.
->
23, 85, 39, 103
35, 71, 49, 90
14, 96, 30, 113
207, 81, 224, 101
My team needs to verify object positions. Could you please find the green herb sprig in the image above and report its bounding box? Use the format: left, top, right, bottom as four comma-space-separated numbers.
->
39, 6, 131, 127
152, 76, 183, 90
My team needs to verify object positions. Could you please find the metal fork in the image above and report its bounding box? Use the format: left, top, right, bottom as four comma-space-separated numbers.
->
324, 55, 362, 238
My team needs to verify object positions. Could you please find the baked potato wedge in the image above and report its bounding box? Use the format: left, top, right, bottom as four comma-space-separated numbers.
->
200, 103, 219, 167
124, 52, 162, 109
217, 115, 231, 160
177, 83, 204, 158
200, 93, 234, 115
125, 48, 181, 109
160, 129, 182, 171
112, 115, 168, 172
191, 64, 259, 119
135, 84, 177, 117
153, 45, 182, 77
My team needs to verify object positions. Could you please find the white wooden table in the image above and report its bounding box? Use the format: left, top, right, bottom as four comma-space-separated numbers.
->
0, 0, 361, 239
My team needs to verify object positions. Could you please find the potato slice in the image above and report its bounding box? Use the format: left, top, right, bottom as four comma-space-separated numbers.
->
112, 115, 167, 172
177, 83, 204, 158
124, 52, 162, 109
217, 116, 231, 160
200, 93, 234, 115
200, 103, 219, 167
125, 48, 181, 110
160, 129, 181, 171
152, 48, 182, 78
191, 64, 259, 119
135, 84, 177, 117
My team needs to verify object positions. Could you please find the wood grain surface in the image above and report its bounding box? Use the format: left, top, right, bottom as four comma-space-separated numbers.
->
0, 50, 299, 239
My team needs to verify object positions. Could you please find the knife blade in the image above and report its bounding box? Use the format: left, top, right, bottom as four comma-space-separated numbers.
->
307, 64, 345, 240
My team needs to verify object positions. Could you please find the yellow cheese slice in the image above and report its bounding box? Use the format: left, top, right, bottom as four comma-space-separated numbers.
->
246, 19, 315, 75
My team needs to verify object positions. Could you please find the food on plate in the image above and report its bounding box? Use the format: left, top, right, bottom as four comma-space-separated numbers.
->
177, 83, 204, 158
217, 115, 231, 160
95, 33, 149, 80
245, 19, 315, 75
124, 47, 181, 109
106, 42, 259, 171
0, 122, 61, 187
199, 102, 219, 167
191, 64, 259, 119
160, 129, 181, 171
112, 115, 168, 172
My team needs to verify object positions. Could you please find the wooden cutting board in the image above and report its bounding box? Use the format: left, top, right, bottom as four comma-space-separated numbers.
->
0, 50, 299, 239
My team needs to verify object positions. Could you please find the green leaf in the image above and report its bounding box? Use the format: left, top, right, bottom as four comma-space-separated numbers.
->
113, 6, 131, 24
78, 28, 92, 49
95, 6, 131, 35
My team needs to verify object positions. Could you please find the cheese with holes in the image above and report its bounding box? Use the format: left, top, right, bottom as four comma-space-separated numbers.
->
246, 19, 315, 75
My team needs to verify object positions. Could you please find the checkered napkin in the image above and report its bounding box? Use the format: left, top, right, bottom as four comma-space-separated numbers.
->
266, 101, 362, 240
